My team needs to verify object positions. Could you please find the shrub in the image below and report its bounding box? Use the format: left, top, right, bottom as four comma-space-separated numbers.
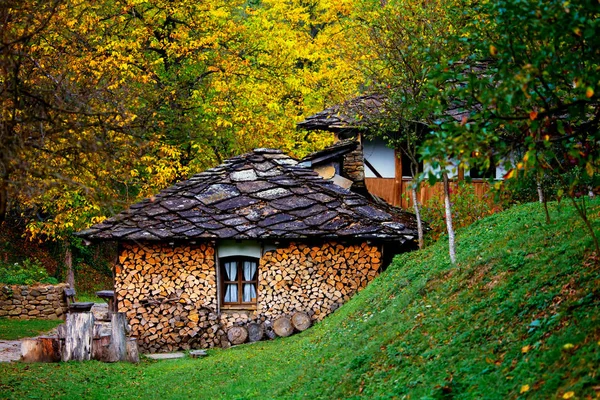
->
421, 181, 497, 241
0, 258, 58, 285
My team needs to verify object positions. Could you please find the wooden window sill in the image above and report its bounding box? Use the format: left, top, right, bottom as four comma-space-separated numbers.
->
221, 304, 257, 311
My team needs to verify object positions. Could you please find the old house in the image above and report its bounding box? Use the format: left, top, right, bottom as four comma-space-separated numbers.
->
297, 94, 507, 208
77, 148, 418, 352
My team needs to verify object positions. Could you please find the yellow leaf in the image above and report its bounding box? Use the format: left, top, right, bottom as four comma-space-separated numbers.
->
586, 87, 594, 98
489, 45, 497, 56
520, 385, 530, 393
522, 345, 531, 353
563, 343, 574, 350
563, 391, 575, 399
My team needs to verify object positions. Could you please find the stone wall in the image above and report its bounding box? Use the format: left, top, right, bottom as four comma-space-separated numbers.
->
343, 143, 365, 189
0, 283, 69, 320
116, 240, 381, 353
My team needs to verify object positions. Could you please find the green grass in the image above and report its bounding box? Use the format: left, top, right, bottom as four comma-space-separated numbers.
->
1, 200, 599, 399
0, 318, 63, 340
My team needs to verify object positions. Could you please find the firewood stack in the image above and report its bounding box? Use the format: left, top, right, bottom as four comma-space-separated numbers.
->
115, 241, 381, 352
258, 242, 381, 321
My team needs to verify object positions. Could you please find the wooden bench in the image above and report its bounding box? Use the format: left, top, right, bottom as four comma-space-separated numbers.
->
64, 288, 94, 313
95, 290, 115, 312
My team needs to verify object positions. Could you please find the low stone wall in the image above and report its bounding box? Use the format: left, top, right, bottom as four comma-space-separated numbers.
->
0, 283, 69, 320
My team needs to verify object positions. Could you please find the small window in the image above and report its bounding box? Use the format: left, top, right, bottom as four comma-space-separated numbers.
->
221, 256, 258, 305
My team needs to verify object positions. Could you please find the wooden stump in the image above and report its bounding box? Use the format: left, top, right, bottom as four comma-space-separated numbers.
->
227, 326, 248, 345
106, 312, 128, 362
273, 316, 294, 337
91, 335, 111, 361
126, 338, 139, 363
247, 322, 264, 342
291, 312, 311, 331
62, 312, 94, 361
21, 337, 61, 363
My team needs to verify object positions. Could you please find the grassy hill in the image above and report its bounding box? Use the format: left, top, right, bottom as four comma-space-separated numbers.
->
1, 200, 599, 399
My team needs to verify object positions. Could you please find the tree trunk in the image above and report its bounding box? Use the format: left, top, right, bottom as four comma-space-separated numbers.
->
411, 184, 424, 249
227, 326, 248, 345
443, 172, 457, 264
0, 174, 7, 223
62, 312, 94, 361
537, 178, 551, 224
291, 312, 311, 331
65, 245, 74, 289
273, 316, 294, 337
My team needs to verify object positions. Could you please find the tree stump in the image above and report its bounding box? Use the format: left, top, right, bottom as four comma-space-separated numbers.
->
247, 322, 264, 342
21, 336, 61, 363
291, 312, 311, 331
273, 316, 294, 337
62, 312, 94, 361
227, 326, 248, 345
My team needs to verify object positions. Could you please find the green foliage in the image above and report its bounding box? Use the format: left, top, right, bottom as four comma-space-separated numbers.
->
0, 318, 63, 341
0, 201, 598, 398
0, 259, 58, 286
421, 181, 496, 241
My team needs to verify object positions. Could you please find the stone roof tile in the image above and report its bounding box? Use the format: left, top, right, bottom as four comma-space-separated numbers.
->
76, 148, 418, 242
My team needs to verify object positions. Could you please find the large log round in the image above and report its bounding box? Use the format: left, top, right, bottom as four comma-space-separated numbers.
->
227, 326, 248, 345
291, 312, 311, 331
247, 323, 264, 342
272, 316, 294, 337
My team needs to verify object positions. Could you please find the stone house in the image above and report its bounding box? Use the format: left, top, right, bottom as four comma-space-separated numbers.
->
77, 148, 418, 352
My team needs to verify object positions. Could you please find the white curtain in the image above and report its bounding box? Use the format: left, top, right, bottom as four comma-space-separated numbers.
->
243, 261, 257, 302
224, 261, 238, 303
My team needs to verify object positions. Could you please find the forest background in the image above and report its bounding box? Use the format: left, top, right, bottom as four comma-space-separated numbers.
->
1, 0, 598, 285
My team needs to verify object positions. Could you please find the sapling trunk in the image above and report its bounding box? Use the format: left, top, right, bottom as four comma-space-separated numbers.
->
65, 245, 74, 289
411, 184, 424, 249
443, 172, 456, 264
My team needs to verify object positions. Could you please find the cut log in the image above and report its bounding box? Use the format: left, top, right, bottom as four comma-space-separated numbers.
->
273, 316, 294, 337
62, 312, 95, 361
247, 322, 264, 342
291, 312, 311, 331
21, 337, 61, 363
227, 326, 248, 345
263, 320, 277, 340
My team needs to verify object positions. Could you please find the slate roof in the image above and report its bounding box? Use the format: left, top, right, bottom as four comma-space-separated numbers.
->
297, 93, 475, 132
297, 94, 385, 133
299, 139, 358, 166
76, 148, 418, 242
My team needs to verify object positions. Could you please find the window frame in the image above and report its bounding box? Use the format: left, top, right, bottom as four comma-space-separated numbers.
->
219, 256, 259, 307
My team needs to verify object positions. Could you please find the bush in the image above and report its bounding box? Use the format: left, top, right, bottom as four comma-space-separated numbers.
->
421, 181, 497, 241
0, 258, 58, 285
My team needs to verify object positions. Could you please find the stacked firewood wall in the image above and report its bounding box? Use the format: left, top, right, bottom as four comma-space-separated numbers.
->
115, 242, 219, 353
116, 241, 381, 352
258, 241, 381, 321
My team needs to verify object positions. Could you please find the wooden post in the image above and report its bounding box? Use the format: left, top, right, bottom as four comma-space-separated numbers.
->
62, 312, 94, 361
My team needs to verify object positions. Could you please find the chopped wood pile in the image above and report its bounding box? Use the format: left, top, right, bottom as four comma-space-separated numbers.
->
115, 240, 381, 352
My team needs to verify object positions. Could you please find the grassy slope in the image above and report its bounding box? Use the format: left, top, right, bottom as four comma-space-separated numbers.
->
0, 319, 63, 340
1, 201, 598, 399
